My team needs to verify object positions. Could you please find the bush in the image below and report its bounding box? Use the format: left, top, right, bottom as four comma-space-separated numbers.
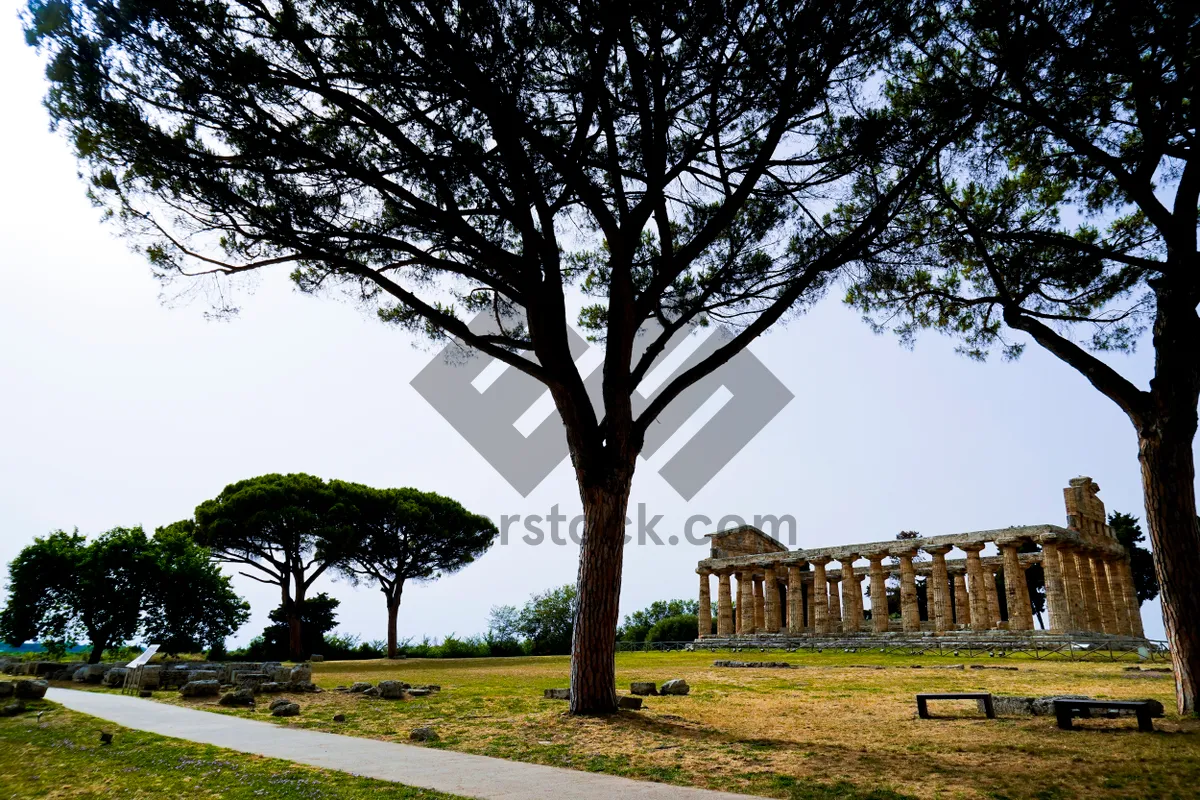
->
645, 614, 699, 643
395, 634, 498, 659
322, 632, 386, 660
618, 599, 701, 642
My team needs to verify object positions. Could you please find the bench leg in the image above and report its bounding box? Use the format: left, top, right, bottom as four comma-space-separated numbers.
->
918, 698, 929, 719
1055, 707, 1074, 730
1137, 710, 1154, 733
983, 696, 996, 719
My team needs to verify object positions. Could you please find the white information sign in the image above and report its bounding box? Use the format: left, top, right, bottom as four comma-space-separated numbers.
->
126, 644, 160, 669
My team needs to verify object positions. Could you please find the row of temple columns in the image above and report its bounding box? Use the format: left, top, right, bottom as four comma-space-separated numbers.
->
699, 540, 1142, 637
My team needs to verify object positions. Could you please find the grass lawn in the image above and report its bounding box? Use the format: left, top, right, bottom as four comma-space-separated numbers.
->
53, 649, 1199, 799
0, 699, 464, 799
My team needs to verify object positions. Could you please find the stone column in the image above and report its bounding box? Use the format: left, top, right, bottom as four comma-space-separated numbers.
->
827, 576, 842, 632
1075, 549, 1102, 631
841, 556, 861, 632
854, 574, 865, 626
868, 555, 889, 633
1000, 544, 1031, 630
762, 566, 779, 633
984, 566, 1001, 629
898, 551, 920, 632
1018, 563, 1035, 629
928, 547, 950, 633
739, 571, 755, 633
777, 581, 789, 633
952, 570, 970, 625
802, 581, 812, 630
1040, 540, 1069, 633
753, 577, 766, 630
717, 572, 734, 636
964, 545, 990, 629
1099, 561, 1123, 633
698, 571, 713, 637
1092, 556, 1118, 634
787, 566, 802, 634
1058, 545, 1084, 631
1116, 557, 1144, 637
812, 558, 830, 634
1104, 558, 1133, 636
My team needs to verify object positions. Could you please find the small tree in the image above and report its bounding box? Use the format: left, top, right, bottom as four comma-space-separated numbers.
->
261, 593, 341, 659
645, 614, 699, 643
1109, 512, 1161, 605
194, 474, 342, 660
618, 599, 701, 642
515, 585, 578, 656
142, 521, 250, 654
326, 482, 497, 659
0, 528, 150, 663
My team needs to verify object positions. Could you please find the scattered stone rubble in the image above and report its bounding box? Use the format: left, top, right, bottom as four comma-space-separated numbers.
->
991, 694, 1165, 718
334, 680, 440, 699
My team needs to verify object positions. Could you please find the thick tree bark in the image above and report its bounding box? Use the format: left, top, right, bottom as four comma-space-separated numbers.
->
1139, 420, 1200, 714
1135, 282, 1200, 715
86, 632, 109, 664
569, 473, 634, 715
386, 586, 403, 659
285, 577, 304, 661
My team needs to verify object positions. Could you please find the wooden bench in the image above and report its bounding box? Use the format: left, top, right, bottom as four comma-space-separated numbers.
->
916, 692, 995, 719
1053, 699, 1155, 732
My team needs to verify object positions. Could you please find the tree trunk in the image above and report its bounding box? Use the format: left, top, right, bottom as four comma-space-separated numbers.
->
86, 633, 109, 664
1139, 424, 1200, 715
386, 587, 403, 659
569, 473, 634, 715
285, 579, 304, 661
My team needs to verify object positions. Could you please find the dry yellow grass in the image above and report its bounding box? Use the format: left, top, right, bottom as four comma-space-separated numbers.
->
131, 651, 1198, 799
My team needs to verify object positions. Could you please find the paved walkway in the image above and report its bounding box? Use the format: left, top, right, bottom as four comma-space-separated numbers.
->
46, 688, 756, 800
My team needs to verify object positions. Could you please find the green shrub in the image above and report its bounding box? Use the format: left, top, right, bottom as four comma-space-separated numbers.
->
645, 614, 699, 643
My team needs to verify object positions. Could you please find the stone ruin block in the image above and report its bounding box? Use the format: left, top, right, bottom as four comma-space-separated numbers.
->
13, 680, 49, 699
660, 679, 690, 696
102, 668, 129, 688
73, 664, 107, 684
218, 663, 263, 683
187, 670, 219, 683
289, 665, 312, 684
136, 665, 163, 690
160, 667, 192, 690
235, 673, 270, 692
377, 680, 406, 699
630, 682, 658, 696
179, 679, 221, 697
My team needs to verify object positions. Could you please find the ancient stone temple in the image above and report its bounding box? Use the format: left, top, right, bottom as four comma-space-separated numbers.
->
694, 478, 1147, 644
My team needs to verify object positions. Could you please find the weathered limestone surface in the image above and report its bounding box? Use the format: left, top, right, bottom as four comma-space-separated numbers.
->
717, 572, 734, 636
964, 545, 990, 630
898, 552, 919, 633
869, 557, 888, 634
952, 571, 971, 626
698, 572, 712, 637
812, 559, 829, 634
929, 548, 950, 633
763, 566, 779, 632
841, 557, 860, 633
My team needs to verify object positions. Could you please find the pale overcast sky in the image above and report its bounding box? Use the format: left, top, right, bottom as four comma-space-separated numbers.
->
2, 10, 1189, 646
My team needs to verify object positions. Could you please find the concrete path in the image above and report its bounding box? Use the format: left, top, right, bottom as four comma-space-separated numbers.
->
47, 688, 757, 800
